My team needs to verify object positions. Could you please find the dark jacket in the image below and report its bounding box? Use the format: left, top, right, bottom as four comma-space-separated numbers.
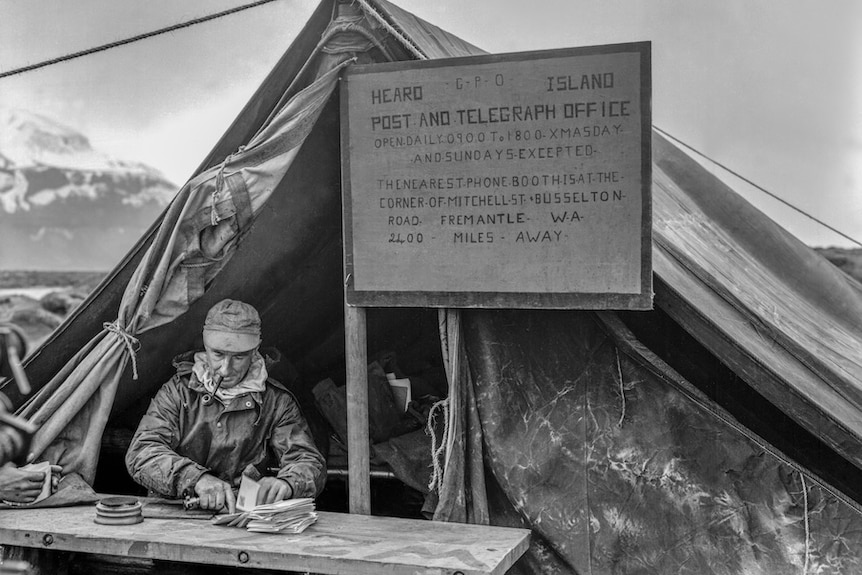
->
125, 352, 325, 499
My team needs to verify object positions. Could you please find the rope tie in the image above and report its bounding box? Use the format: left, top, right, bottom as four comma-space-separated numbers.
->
103, 321, 141, 380
615, 348, 627, 427
801, 471, 810, 574
210, 146, 246, 226
426, 397, 450, 492
210, 192, 220, 226
210, 158, 228, 227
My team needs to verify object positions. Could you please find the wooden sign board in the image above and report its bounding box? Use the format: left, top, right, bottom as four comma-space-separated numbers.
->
341, 43, 652, 309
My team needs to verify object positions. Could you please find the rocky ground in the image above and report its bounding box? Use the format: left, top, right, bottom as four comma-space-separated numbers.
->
0, 270, 104, 349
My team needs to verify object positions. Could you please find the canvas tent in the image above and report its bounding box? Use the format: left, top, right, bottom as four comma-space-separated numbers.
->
5, 0, 862, 573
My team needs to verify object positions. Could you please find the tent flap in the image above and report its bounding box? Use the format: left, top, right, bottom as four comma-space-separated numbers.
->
464, 308, 862, 574
23, 56, 352, 481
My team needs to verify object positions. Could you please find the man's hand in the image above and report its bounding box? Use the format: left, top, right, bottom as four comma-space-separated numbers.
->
0, 463, 46, 503
256, 477, 292, 506
194, 473, 236, 513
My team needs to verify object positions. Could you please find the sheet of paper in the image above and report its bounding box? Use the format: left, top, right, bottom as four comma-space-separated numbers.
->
20, 461, 52, 504
235, 476, 261, 512
388, 378, 411, 412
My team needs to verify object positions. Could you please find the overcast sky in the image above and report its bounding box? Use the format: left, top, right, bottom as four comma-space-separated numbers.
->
1, 0, 860, 247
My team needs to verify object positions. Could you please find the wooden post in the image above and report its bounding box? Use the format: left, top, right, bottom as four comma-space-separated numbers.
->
344, 304, 370, 514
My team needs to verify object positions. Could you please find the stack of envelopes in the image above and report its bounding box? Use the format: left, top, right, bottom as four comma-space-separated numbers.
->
212, 498, 318, 533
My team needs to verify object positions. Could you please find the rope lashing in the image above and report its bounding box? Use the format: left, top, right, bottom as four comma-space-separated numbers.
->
103, 321, 141, 380
210, 191, 221, 226
427, 397, 450, 492
210, 146, 244, 226
0, 0, 283, 80
210, 158, 228, 226
321, 21, 396, 61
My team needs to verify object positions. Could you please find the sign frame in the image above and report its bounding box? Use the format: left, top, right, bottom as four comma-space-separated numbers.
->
341, 42, 652, 310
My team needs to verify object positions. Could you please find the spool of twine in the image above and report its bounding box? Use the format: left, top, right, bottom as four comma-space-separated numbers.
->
94, 496, 143, 525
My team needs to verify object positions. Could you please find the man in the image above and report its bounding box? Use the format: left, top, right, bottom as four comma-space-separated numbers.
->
0, 463, 58, 504
125, 299, 325, 513
0, 410, 61, 504
0, 323, 61, 504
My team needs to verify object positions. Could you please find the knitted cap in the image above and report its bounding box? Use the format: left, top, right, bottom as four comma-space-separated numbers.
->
202, 299, 261, 352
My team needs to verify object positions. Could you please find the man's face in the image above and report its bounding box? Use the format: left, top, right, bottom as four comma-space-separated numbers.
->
204, 345, 255, 389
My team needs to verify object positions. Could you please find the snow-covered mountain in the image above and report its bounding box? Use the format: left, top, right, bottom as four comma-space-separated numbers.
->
0, 108, 176, 270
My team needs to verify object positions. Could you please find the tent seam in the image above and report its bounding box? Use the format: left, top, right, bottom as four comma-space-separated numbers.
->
654, 231, 860, 395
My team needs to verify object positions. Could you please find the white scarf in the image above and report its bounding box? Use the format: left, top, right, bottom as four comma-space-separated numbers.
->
191, 350, 267, 403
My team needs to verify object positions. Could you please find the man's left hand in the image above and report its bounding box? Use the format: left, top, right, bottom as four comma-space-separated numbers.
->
0, 463, 46, 503
256, 477, 292, 505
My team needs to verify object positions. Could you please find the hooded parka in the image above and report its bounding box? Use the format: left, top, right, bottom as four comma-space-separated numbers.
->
125, 351, 325, 500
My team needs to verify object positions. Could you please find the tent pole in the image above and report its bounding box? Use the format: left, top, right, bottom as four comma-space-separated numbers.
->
344, 304, 371, 514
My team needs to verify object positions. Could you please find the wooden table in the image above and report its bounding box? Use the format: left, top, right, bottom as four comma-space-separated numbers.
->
0, 501, 530, 575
